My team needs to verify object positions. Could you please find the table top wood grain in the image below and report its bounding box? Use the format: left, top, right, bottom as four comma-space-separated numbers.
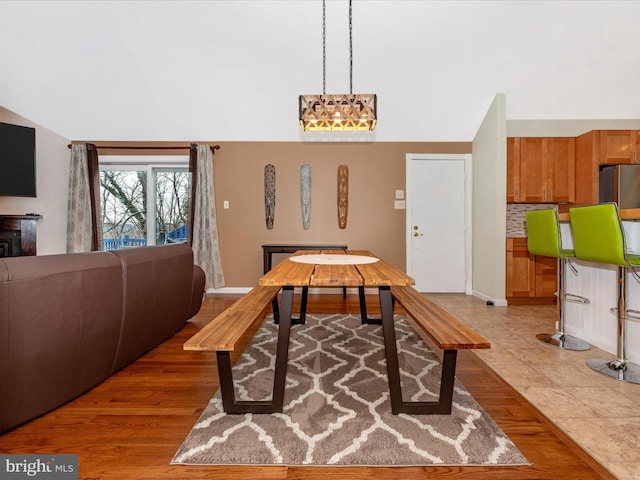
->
258, 250, 415, 288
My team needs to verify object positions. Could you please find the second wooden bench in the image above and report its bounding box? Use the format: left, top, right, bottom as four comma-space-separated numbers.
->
385, 285, 491, 414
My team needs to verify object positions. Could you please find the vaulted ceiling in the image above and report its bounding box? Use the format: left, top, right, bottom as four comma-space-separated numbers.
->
1, 0, 639, 142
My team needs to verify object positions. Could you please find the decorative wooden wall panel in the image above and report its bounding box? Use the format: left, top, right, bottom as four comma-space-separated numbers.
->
264, 164, 276, 229
300, 164, 312, 230
338, 164, 349, 229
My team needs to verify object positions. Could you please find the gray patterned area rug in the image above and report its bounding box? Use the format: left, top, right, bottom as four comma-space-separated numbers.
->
172, 313, 528, 467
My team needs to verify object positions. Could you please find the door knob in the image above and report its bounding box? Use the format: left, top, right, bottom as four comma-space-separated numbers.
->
413, 231, 423, 237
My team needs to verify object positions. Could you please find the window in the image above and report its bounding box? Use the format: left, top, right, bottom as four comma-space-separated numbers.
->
99, 156, 189, 250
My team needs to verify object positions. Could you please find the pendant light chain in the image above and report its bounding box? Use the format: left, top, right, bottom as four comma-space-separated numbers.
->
298, 0, 376, 131
322, 0, 326, 95
323, 0, 353, 95
349, 0, 353, 95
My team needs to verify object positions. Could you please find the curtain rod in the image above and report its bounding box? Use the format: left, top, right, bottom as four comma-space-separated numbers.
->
67, 144, 221, 154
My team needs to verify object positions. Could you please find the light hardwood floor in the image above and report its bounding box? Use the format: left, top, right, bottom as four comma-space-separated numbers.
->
0, 293, 626, 479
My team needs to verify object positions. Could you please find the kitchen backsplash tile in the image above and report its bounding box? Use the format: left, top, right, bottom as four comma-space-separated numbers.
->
506, 204, 558, 237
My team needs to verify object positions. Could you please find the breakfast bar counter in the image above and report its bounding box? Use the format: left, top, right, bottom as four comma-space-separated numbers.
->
557, 208, 640, 222
555, 208, 640, 365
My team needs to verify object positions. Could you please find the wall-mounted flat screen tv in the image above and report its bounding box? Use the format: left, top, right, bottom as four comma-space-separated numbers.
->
0, 121, 37, 197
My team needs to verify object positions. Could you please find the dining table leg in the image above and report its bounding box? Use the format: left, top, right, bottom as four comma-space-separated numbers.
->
272, 285, 294, 410
359, 285, 382, 325
379, 286, 403, 413
272, 286, 307, 325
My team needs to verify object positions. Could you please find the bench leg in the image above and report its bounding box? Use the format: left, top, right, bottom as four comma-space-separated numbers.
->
379, 286, 457, 415
217, 286, 294, 414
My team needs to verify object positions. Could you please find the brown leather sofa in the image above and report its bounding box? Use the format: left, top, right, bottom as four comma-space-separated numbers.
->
0, 244, 205, 433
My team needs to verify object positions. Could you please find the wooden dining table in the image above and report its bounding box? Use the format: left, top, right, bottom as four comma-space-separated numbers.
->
255, 249, 416, 414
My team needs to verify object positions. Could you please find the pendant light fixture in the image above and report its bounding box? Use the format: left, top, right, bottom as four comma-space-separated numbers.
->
299, 0, 377, 131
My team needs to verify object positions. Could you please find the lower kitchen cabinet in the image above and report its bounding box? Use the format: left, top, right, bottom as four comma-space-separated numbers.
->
506, 238, 557, 303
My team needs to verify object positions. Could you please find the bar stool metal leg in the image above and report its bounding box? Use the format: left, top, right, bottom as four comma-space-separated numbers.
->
587, 266, 640, 384
536, 258, 590, 350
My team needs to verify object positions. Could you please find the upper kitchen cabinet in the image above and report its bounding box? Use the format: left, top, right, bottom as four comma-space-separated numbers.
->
574, 130, 640, 205
598, 130, 640, 164
506, 137, 520, 203
507, 137, 575, 203
546, 137, 576, 203
574, 130, 601, 204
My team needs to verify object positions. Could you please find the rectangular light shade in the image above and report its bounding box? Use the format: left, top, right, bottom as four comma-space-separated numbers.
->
299, 94, 377, 131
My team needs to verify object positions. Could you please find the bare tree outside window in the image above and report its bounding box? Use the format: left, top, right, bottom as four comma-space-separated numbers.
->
100, 169, 189, 250
155, 171, 189, 238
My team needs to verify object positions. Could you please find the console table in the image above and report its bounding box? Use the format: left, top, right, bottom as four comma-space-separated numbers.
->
0, 214, 42, 257
262, 244, 349, 324
262, 244, 348, 274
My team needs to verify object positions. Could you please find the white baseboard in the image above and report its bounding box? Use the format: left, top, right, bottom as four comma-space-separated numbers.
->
207, 287, 252, 294
472, 290, 508, 307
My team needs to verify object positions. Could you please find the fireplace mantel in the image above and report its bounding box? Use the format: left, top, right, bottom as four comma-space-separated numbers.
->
0, 214, 42, 257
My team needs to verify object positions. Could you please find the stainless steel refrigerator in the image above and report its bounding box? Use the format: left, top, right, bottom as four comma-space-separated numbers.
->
599, 165, 640, 208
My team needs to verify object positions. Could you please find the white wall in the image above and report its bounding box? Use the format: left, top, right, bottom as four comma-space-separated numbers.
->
0, 107, 70, 255
1, 1, 640, 142
472, 94, 507, 305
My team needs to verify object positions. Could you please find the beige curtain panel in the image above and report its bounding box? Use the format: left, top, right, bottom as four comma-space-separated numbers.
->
66, 143, 102, 253
191, 144, 225, 289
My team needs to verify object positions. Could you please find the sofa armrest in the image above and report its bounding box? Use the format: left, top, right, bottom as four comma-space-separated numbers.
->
189, 265, 206, 319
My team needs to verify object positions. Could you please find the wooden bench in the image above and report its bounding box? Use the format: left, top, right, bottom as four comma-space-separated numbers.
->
184, 285, 287, 414
386, 285, 491, 414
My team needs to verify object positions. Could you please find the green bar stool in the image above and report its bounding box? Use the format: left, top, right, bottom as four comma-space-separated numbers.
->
525, 209, 590, 350
569, 202, 640, 384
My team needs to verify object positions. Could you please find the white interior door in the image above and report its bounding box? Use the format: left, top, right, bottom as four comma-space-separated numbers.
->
406, 154, 468, 293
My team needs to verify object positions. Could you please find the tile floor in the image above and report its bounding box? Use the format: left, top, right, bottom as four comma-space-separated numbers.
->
429, 294, 640, 480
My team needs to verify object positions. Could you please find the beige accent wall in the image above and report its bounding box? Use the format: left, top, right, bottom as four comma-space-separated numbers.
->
213, 142, 470, 287
0, 106, 70, 255
20, 137, 468, 286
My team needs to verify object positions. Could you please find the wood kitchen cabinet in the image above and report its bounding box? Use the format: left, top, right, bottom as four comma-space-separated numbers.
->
534, 255, 558, 298
507, 137, 575, 203
506, 238, 557, 302
574, 129, 640, 205
506, 137, 520, 203
506, 238, 535, 297
597, 130, 640, 165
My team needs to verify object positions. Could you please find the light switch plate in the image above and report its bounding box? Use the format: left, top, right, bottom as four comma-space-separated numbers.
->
395, 189, 404, 199
394, 200, 406, 209
223, 200, 229, 209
